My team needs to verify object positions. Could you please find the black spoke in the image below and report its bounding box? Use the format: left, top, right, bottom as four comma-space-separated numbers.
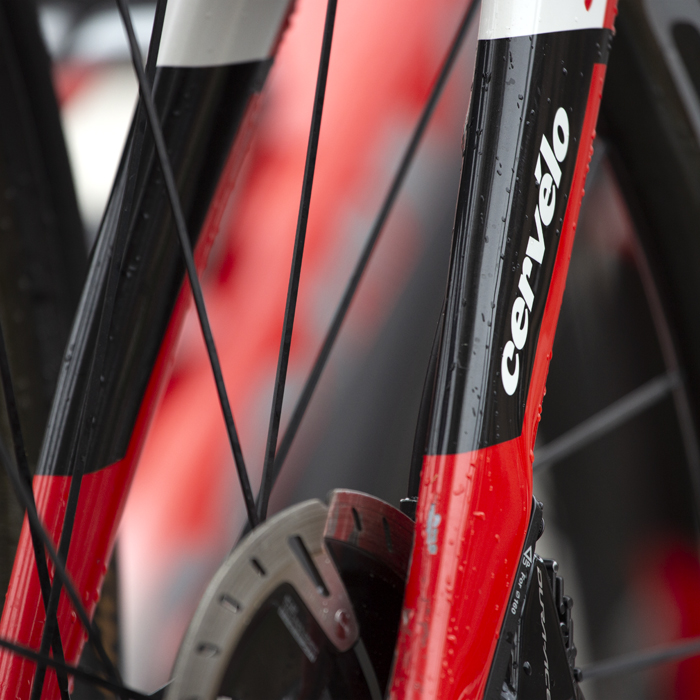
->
580, 635, 700, 681
0, 636, 153, 700
533, 371, 680, 473
261, 0, 481, 498
114, 0, 259, 528
145, 0, 168, 82
257, 0, 338, 523
630, 230, 700, 523
354, 638, 382, 700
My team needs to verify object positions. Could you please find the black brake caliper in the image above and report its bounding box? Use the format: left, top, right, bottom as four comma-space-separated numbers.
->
514, 556, 583, 700
484, 499, 584, 700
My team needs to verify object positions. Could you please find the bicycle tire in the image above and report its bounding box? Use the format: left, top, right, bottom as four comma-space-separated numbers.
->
532, 0, 700, 695
0, 0, 86, 604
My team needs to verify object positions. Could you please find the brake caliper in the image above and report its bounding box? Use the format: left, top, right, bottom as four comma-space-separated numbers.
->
484, 500, 584, 700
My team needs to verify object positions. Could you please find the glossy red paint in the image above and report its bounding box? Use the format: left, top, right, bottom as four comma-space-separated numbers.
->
389, 442, 532, 700
0, 310, 183, 698
0, 307, 181, 699
0, 466, 128, 698
388, 61, 609, 700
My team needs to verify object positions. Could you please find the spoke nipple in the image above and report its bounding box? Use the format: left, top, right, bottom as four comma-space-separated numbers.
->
573, 667, 583, 682
523, 661, 532, 676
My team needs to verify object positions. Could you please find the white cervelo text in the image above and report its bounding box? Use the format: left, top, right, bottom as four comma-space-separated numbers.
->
501, 107, 570, 396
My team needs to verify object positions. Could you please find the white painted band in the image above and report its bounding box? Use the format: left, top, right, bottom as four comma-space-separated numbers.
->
478, 0, 607, 40
157, 0, 291, 68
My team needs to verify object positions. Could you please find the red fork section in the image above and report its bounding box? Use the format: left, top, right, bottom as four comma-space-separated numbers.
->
391, 441, 531, 698
0, 467, 128, 699
0, 297, 185, 699
389, 62, 608, 700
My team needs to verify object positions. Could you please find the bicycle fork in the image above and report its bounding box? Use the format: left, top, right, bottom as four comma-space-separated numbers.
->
390, 2, 616, 697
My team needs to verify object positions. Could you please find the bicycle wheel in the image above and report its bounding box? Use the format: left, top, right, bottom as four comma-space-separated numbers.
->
0, 0, 86, 602
534, 0, 700, 695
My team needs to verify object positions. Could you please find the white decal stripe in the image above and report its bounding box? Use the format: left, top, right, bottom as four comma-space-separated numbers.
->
157, 0, 292, 68
478, 0, 607, 40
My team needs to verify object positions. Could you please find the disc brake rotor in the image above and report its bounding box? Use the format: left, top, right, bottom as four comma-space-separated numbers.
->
166, 490, 414, 700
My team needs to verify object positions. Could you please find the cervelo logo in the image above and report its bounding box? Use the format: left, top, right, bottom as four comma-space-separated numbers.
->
501, 108, 570, 396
